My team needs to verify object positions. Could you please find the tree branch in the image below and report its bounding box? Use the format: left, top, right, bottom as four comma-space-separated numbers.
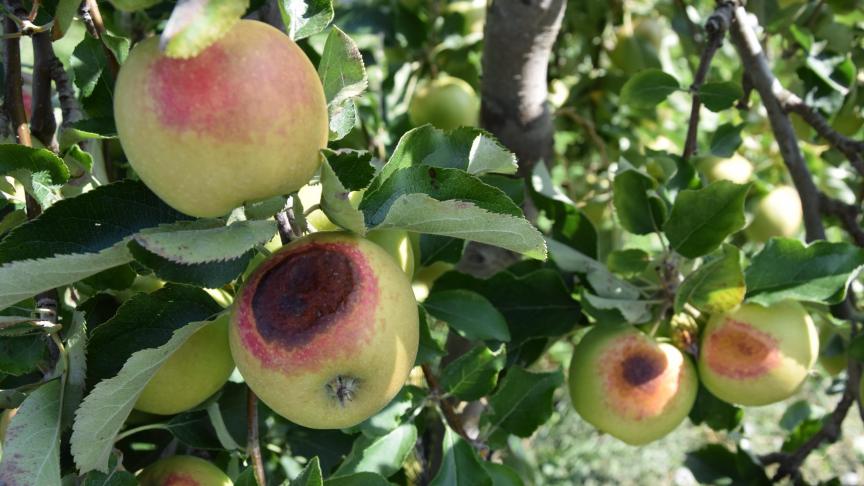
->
421, 364, 486, 451
3, 14, 31, 147
30, 30, 58, 151
819, 194, 864, 247
682, 1, 734, 160
247, 389, 266, 486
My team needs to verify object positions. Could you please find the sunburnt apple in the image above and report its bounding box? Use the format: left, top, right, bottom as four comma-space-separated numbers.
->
409, 75, 480, 130
114, 20, 328, 218
230, 232, 419, 429
568, 324, 698, 445
745, 186, 803, 243
137, 456, 232, 486
134, 314, 234, 415
698, 301, 818, 406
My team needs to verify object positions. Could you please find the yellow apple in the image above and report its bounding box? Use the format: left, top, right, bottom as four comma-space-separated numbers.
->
229, 232, 419, 429
114, 20, 328, 218
746, 186, 803, 243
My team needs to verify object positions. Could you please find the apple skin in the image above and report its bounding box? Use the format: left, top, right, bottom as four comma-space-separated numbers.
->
746, 186, 803, 243
409, 75, 479, 130
568, 324, 698, 445
230, 232, 419, 429
696, 154, 754, 184
698, 301, 818, 406
114, 20, 328, 218
134, 314, 235, 415
137, 456, 232, 486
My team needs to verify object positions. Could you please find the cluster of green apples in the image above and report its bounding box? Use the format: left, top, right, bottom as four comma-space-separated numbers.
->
568, 301, 820, 445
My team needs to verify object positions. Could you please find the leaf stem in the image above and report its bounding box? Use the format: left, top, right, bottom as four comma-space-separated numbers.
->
114, 423, 170, 443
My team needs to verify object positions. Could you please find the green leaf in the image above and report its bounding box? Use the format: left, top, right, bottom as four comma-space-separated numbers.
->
324, 473, 391, 486
61, 313, 88, 431
372, 194, 545, 259
581, 291, 653, 324
612, 168, 666, 235
664, 181, 750, 258
319, 151, 373, 234
161, 0, 250, 59
483, 367, 563, 438
417, 306, 445, 364
0, 144, 70, 184
424, 290, 510, 342
87, 285, 222, 386
356, 386, 426, 438
128, 241, 253, 288
279, 0, 334, 40
430, 425, 491, 486
620, 69, 680, 109
71, 36, 108, 98
685, 445, 770, 485
606, 249, 650, 277
80, 452, 137, 486
51, 0, 81, 39
482, 463, 524, 486
291, 457, 323, 486
745, 239, 864, 305
698, 81, 744, 112
688, 385, 743, 432
440, 345, 505, 400
101, 32, 130, 65
709, 123, 744, 158
318, 27, 367, 140
332, 423, 417, 477
0, 335, 47, 375
0, 381, 62, 485
133, 220, 276, 264
0, 244, 133, 311
529, 163, 597, 258
675, 244, 745, 314
71, 319, 213, 473
59, 118, 117, 149
547, 239, 641, 299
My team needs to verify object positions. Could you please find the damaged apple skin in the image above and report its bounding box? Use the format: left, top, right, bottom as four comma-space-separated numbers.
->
230, 232, 419, 429
698, 301, 818, 406
568, 324, 698, 445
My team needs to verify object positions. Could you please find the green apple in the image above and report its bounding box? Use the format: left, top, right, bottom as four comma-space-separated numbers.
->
138, 456, 232, 486
114, 20, 328, 218
818, 322, 848, 376
568, 324, 698, 445
409, 74, 480, 130
134, 314, 235, 415
696, 153, 754, 184
109, 0, 161, 11
412, 261, 454, 302
699, 301, 818, 406
230, 232, 419, 429
446, 0, 486, 35
746, 186, 803, 243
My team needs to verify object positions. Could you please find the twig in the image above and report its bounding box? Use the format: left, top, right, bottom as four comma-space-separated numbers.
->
80, 0, 119, 80
51, 54, 81, 127
728, 3, 825, 242
556, 107, 609, 166
247, 388, 266, 486
682, 1, 734, 160
30, 30, 58, 152
3, 14, 31, 147
783, 99, 864, 178
421, 364, 486, 451
275, 210, 294, 245
819, 194, 864, 246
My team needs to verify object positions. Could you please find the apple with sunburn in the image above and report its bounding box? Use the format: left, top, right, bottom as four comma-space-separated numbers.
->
138, 456, 232, 486
568, 324, 698, 445
745, 186, 803, 243
698, 301, 818, 406
230, 232, 419, 429
134, 314, 235, 415
114, 20, 328, 218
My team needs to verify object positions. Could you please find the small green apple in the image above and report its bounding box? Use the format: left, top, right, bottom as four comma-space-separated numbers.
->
696, 153, 754, 184
818, 322, 848, 376
409, 75, 480, 130
114, 20, 328, 218
137, 456, 232, 486
568, 324, 698, 445
230, 232, 419, 429
746, 186, 803, 243
134, 315, 235, 415
698, 301, 818, 406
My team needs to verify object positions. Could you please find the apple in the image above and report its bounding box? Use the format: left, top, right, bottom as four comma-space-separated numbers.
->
137, 455, 232, 486
229, 232, 419, 429
0, 408, 17, 445
412, 261, 454, 302
446, 0, 486, 35
745, 186, 803, 243
114, 20, 328, 218
634, 17, 665, 49
568, 324, 698, 445
696, 153, 754, 184
297, 183, 364, 233
109, 0, 161, 11
409, 74, 479, 130
698, 301, 818, 406
818, 322, 848, 376
134, 314, 235, 415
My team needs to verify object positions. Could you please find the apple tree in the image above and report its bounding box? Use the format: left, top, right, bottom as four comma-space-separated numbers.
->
0, 0, 862, 484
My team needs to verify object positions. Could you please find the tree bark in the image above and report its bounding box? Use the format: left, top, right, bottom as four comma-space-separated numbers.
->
481, 0, 566, 176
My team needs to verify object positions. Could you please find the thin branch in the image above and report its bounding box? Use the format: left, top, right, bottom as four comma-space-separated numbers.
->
555, 107, 609, 166
247, 389, 266, 486
80, 0, 119, 79
275, 210, 294, 245
3, 14, 31, 147
682, 1, 734, 160
51, 54, 81, 127
783, 99, 864, 178
728, 4, 825, 242
30, 30, 58, 152
421, 364, 486, 451
819, 194, 864, 246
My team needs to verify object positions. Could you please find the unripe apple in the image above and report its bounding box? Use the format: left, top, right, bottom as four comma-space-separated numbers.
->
135, 314, 234, 415
568, 325, 698, 445
696, 153, 754, 184
698, 301, 818, 406
746, 186, 803, 243
446, 0, 486, 35
409, 75, 479, 130
230, 232, 419, 429
137, 455, 232, 486
114, 20, 328, 218
412, 261, 454, 302
818, 322, 848, 376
